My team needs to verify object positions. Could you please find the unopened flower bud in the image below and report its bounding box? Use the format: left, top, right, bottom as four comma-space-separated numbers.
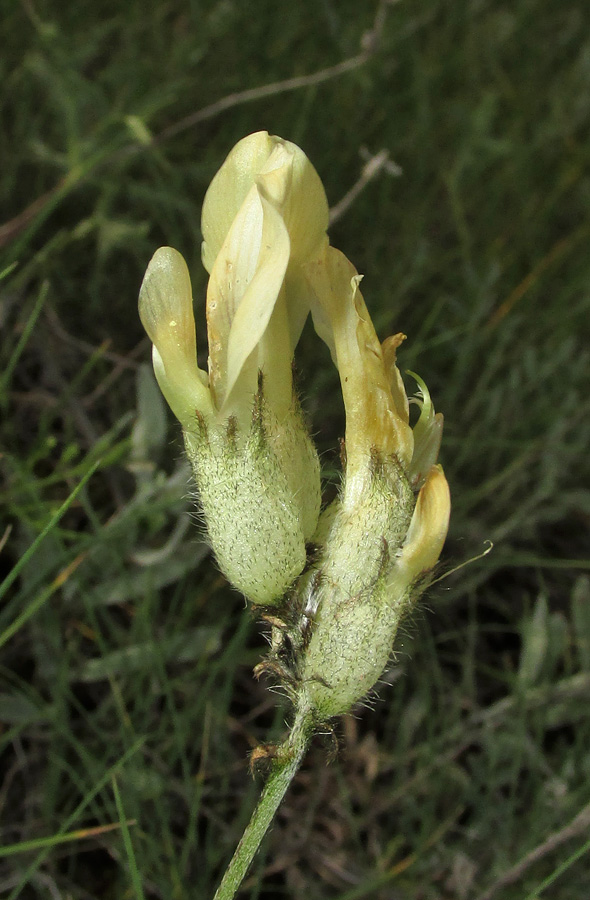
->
139, 133, 329, 604
138, 131, 451, 720
291, 245, 451, 717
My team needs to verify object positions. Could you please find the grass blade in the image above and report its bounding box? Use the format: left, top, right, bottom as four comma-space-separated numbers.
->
0, 461, 98, 608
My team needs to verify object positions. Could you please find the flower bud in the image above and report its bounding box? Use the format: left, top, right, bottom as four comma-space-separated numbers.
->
290, 246, 451, 718
139, 133, 329, 604
139, 131, 451, 716
297, 462, 449, 718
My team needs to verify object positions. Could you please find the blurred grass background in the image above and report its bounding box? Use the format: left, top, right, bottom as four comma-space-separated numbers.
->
1, 0, 590, 897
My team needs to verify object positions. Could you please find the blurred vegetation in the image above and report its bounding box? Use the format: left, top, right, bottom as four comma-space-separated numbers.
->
1, 0, 590, 898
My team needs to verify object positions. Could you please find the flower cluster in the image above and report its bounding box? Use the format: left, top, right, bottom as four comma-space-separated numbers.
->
139, 132, 450, 722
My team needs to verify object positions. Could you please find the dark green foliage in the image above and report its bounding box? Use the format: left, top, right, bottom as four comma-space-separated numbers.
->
1, 1, 589, 897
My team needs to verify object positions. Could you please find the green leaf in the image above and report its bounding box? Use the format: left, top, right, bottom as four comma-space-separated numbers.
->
518, 593, 549, 688
131, 363, 168, 462
572, 575, 590, 670
74, 627, 221, 682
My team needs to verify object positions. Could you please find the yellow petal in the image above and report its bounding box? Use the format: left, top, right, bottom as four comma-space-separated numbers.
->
258, 138, 329, 264
201, 131, 276, 274
206, 185, 291, 419
202, 133, 330, 423
202, 131, 329, 273
139, 247, 212, 427
382, 334, 410, 425
397, 464, 450, 581
306, 246, 414, 475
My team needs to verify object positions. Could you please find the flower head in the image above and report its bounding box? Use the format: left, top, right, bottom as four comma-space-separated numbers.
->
139, 133, 329, 604
201, 131, 329, 425
291, 243, 451, 717
138, 131, 451, 718
140, 132, 329, 432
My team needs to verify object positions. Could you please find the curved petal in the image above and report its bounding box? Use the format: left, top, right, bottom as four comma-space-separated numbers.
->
202, 131, 329, 273
206, 185, 291, 417
306, 246, 414, 478
201, 131, 276, 274
258, 138, 329, 265
202, 132, 330, 422
396, 464, 450, 582
382, 334, 410, 425
139, 247, 212, 427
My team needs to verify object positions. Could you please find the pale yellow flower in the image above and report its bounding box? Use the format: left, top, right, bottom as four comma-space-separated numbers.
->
296, 243, 451, 717
138, 132, 329, 604
140, 131, 329, 433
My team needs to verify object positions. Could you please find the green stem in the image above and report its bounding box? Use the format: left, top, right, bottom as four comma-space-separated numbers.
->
213, 706, 313, 900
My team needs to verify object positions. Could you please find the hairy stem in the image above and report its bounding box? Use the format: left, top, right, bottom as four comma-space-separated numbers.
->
213, 705, 313, 900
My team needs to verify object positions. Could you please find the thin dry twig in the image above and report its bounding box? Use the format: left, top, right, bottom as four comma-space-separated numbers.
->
0, 525, 12, 555
43, 305, 143, 371
473, 801, 590, 900
1, 0, 397, 248
329, 148, 402, 226
130, 0, 396, 152
0, 184, 66, 248
151, 56, 368, 151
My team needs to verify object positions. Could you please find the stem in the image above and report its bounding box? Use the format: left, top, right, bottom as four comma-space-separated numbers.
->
213, 706, 313, 900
